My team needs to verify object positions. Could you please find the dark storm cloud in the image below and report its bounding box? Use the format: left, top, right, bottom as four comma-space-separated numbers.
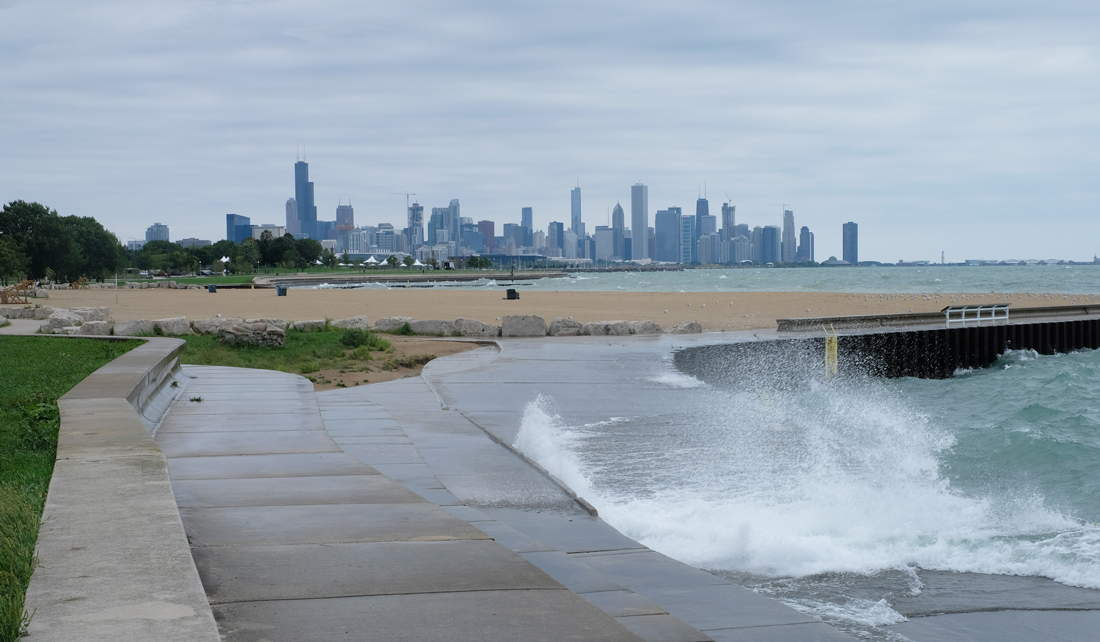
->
1, 0, 1098, 260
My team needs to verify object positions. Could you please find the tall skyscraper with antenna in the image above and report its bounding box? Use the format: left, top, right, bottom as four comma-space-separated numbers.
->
631, 183, 648, 260
570, 184, 583, 238
294, 155, 317, 239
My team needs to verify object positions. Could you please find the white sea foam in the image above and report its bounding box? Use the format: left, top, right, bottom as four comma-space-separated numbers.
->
646, 372, 707, 388
512, 387, 1100, 593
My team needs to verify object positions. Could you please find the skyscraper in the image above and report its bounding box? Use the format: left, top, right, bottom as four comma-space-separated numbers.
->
286, 198, 299, 236
146, 223, 169, 242
294, 161, 317, 239
695, 196, 709, 240
408, 203, 424, 248
336, 204, 354, 229
679, 215, 696, 264
226, 214, 251, 244
762, 226, 781, 264
520, 207, 533, 247
721, 203, 736, 240
654, 207, 682, 263
843, 222, 859, 265
448, 200, 462, 248
570, 186, 583, 237
611, 203, 625, 259
797, 226, 814, 262
782, 209, 796, 263
548, 221, 564, 250
631, 184, 648, 260
478, 220, 495, 253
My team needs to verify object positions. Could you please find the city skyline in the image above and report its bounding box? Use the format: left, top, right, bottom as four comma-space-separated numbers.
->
3, 2, 1097, 261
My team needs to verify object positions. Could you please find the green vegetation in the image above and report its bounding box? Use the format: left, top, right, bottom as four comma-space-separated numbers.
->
388, 322, 416, 336
178, 328, 393, 375
0, 336, 139, 641
0, 201, 127, 285
380, 354, 436, 371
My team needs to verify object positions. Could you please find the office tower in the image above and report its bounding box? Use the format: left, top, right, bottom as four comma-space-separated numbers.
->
286, 198, 299, 236
732, 236, 753, 263
697, 214, 717, 237
594, 226, 614, 262
752, 226, 764, 263
502, 223, 525, 249
294, 161, 317, 239
407, 203, 424, 248
611, 203, 625, 259
721, 203, 736, 241
478, 220, 495, 252
631, 184, 649, 260
548, 222, 564, 250
520, 207, 533, 247
376, 223, 395, 253
699, 233, 720, 264
571, 186, 582, 236
695, 197, 709, 240
762, 226, 781, 264
797, 226, 814, 262
429, 209, 447, 245
448, 200, 461, 248
679, 215, 696, 264
843, 222, 858, 264
315, 220, 336, 240
655, 207, 682, 263
782, 209, 796, 263
227, 214, 251, 244
179, 238, 211, 248
145, 223, 169, 242
336, 203, 355, 235
733, 224, 750, 240
563, 230, 578, 258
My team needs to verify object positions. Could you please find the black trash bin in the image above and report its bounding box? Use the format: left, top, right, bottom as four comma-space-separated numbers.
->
506, 288, 519, 300
207, 284, 217, 293
276, 286, 287, 297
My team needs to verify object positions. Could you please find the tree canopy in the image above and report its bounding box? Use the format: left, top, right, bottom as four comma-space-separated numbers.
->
0, 200, 127, 282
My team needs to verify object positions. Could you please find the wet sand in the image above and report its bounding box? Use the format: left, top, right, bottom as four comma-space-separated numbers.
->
42, 288, 1098, 332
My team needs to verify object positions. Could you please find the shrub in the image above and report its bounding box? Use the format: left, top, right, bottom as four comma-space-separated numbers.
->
340, 329, 371, 348
391, 322, 416, 336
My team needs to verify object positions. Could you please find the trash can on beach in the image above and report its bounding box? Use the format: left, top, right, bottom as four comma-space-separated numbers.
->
276, 286, 287, 296
207, 284, 217, 293
506, 288, 519, 300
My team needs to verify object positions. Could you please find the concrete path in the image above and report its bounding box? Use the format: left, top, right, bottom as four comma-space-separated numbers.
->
158, 365, 643, 641
0, 318, 41, 334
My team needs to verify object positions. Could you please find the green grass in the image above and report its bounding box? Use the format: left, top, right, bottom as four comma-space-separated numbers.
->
0, 336, 140, 641
177, 328, 392, 375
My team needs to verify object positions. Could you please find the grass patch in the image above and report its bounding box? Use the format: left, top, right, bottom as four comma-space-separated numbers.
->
387, 322, 416, 336
0, 336, 139, 641
0, 320, 9, 329
178, 328, 392, 375
380, 354, 436, 371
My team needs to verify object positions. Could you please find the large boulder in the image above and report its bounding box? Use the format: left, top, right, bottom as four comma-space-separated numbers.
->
0, 306, 22, 319
218, 322, 286, 347
410, 320, 455, 336
453, 317, 501, 338
114, 320, 154, 336
548, 318, 584, 336
39, 310, 84, 334
290, 319, 326, 332
330, 316, 370, 331
374, 316, 414, 332
71, 307, 112, 322
75, 321, 112, 335
584, 321, 630, 336
667, 320, 703, 334
629, 320, 663, 335
502, 315, 547, 337
154, 316, 193, 336
34, 289, 49, 298
32, 306, 58, 320
245, 318, 288, 331
191, 318, 243, 335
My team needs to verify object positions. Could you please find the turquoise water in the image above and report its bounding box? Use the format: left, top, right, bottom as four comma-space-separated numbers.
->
323, 264, 1100, 294
515, 346, 1100, 639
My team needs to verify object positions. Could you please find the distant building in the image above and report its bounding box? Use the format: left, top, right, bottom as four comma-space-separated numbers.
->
145, 223, 169, 242
294, 160, 317, 239
127, 239, 145, 251
478, 220, 495, 253
408, 203, 424, 248
521, 207, 533, 246
226, 214, 251, 244
285, 198, 299, 236
655, 207, 682, 263
571, 186, 583, 237
251, 224, 286, 240
336, 203, 354, 229
631, 184, 649, 260
612, 203, 626, 259
594, 226, 614, 262
563, 230, 578, 259
697, 213, 717, 238
781, 210, 796, 263
698, 232, 720, 264
752, 227, 763, 263
679, 215, 696, 264
762, 225, 781, 264
843, 222, 858, 265
796, 226, 814, 262
721, 203, 736, 241
547, 221, 564, 250
179, 238, 211, 248
695, 198, 710, 245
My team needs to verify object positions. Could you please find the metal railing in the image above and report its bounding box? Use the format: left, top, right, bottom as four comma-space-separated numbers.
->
943, 304, 1010, 327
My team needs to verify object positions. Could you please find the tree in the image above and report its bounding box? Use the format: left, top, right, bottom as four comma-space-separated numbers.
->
281, 247, 300, 270
0, 235, 28, 285
340, 250, 350, 266
322, 248, 338, 270
295, 237, 322, 267
403, 255, 415, 267
237, 237, 261, 267
386, 255, 399, 268
0, 201, 83, 281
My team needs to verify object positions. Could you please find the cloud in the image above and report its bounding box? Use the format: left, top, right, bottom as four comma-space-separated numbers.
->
1, 0, 1098, 260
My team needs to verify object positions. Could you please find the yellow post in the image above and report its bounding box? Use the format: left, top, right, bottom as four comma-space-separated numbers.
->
823, 324, 839, 378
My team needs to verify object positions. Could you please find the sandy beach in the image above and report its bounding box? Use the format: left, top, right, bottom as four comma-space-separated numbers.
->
41, 288, 1100, 332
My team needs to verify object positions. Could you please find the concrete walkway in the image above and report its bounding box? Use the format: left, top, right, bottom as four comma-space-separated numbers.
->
159, 366, 643, 641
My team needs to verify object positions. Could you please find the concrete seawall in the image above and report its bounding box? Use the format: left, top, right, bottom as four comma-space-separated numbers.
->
23, 337, 219, 642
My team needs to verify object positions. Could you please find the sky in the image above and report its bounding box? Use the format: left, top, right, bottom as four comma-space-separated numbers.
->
2, 0, 1098, 262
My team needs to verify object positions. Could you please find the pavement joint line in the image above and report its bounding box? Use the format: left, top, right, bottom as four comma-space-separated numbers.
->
206, 586, 572, 606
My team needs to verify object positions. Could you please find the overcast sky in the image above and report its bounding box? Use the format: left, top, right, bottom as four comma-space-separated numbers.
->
2, 0, 1098, 261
